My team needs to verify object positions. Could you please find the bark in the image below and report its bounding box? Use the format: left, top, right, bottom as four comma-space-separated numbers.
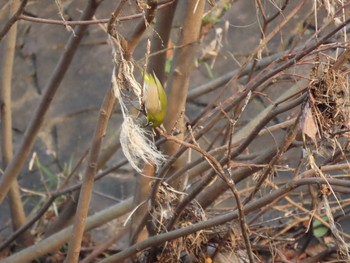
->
0, 0, 103, 203
0, 0, 33, 247
129, 0, 178, 245
163, 0, 206, 190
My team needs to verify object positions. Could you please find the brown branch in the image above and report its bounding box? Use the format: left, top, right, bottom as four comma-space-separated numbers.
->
129, 0, 178, 245
230, 13, 350, 109
225, 121, 254, 263
139, 91, 305, 240
65, 0, 158, 261
0, 0, 102, 204
147, 0, 177, 83
227, 0, 306, 90
46, 156, 112, 238
190, 0, 350, 142
17, 1, 174, 26
242, 113, 301, 205
2, 198, 133, 263
164, 94, 305, 230
248, 0, 289, 80
65, 85, 118, 263
0, 0, 32, 247
80, 226, 128, 263
99, 177, 350, 262
154, 125, 253, 263
332, 43, 350, 71
225, 94, 305, 166
0, 0, 28, 43
225, 174, 254, 263
106, 0, 128, 40
0, 158, 128, 252
187, 42, 344, 101
160, 130, 255, 263
141, 20, 349, 233
197, 146, 278, 209
126, 0, 158, 56
163, 0, 206, 150
166, 118, 296, 183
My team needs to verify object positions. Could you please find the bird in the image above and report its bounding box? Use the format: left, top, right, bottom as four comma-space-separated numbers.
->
143, 72, 167, 128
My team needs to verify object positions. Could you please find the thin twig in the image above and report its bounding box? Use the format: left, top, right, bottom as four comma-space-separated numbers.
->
144, 22, 347, 232
192, 9, 350, 144
163, 95, 304, 228
66, 0, 157, 261
17, 1, 174, 26
99, 177, 350, 262
0, 0, 32, 247
248, 0, 289, 80
0, 158, 128, 252
0, 0, 28, 42
2, 198, 133, 263
226, 121, 254, 263
65, 84, 118, 263
242, 113, 301, 205
80, 226, 129, 263
0, 0, 102, 204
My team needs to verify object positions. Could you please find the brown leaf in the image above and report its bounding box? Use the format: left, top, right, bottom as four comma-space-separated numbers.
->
300, 104, 319, 144
305, 242, 328, 257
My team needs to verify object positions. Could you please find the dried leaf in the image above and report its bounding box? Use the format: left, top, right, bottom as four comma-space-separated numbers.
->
301, 104, 319, 144
305, 243, 328, 257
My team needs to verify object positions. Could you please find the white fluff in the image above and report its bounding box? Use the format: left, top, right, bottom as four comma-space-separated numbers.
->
111, 63, 166, 173
120, 116, 166, 173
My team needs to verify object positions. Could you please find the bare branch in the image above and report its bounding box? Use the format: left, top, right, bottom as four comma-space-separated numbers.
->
0, 0, 102, 203
0, 0, 28, 43
100, 177, 350, 262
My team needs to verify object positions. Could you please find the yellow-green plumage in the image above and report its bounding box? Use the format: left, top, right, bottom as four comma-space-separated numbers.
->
144, 73, 167, 128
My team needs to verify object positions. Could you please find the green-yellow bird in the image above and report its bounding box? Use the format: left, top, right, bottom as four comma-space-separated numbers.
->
144, 72, 167, 128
